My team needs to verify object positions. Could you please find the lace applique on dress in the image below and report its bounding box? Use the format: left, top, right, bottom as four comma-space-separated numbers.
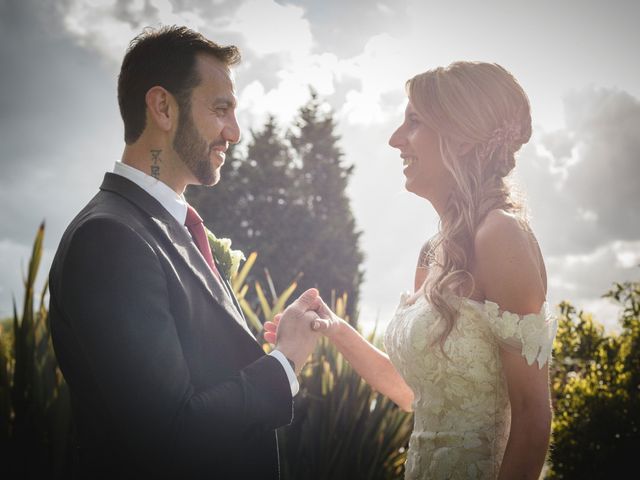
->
384, 293, 557, 480
483, 300, 557, 369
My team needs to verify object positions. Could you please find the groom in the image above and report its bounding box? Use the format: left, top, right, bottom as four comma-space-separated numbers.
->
49, 26, 322, 479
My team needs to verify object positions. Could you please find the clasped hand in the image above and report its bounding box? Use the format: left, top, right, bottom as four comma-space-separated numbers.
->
263, 288, 342, 374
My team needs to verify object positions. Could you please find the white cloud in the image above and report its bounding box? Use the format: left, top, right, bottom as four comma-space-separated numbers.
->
281, 53, 339, 96
336, 33, 417, 126
58, 2, 413, 128
237, 79, 307, 127
546, 240, 640, 305
343, 33, 414, 95
339, 89, 386, 125
227, 0, 312, 59
59, 0, 328, 129
236, 51, 341, 127
60, 0, 317, 66
236, 30, 417, 128
531, 240, 639, 333
62, 0, 207, 64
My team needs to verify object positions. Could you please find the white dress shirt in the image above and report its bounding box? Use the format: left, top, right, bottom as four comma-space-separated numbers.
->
112, 161, 299, 396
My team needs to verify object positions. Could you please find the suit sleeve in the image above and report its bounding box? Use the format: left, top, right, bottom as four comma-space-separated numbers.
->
56, 216, 292, 472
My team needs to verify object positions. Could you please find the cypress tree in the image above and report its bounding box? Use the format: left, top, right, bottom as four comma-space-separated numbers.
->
187, 93, 364, 320
288, 90, 364, 319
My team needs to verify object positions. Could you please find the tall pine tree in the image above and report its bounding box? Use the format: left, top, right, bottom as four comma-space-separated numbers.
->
187, 93, 364, 319
287, 91, 364, 318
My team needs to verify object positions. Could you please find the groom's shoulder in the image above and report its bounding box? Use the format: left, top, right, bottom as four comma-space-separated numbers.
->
53, 188, 152, 265
65, 189, 144, 237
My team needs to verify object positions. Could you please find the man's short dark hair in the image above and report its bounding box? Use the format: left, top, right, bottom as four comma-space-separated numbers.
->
118, 25, 241, 144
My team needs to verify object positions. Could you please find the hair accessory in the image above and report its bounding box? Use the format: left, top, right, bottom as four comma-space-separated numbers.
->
477, 120, 522, 161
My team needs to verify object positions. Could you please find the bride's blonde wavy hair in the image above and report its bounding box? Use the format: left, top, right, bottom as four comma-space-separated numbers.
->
408, 61, 532, 348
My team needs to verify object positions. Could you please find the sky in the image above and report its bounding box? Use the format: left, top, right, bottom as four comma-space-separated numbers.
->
1, 0, 639, 333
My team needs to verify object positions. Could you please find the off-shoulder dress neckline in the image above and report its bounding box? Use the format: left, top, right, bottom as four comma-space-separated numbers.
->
398, 291, 548, 317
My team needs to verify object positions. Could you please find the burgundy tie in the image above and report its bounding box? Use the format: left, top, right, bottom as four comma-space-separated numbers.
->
185, 204, 223, 281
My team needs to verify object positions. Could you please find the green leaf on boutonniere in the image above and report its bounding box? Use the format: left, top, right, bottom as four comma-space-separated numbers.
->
205, 228, 245, 282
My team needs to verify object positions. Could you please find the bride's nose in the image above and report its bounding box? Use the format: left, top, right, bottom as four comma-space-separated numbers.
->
389, 125, 405, 149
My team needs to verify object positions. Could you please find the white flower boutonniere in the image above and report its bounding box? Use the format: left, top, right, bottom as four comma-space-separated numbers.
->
205, 228, 246, 281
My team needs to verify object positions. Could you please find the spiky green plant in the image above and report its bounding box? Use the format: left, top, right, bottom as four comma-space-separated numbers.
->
233, 262, 413, 480
279, 296, 412, 480
0, 222, 73, 478
231, 251, 300, 336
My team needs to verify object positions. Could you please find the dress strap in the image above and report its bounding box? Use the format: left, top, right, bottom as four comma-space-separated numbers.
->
482, 301, 558, 368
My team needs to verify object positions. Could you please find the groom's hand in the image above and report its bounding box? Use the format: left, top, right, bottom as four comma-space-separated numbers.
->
264, 295, 341, 345
272, 288, 324, 375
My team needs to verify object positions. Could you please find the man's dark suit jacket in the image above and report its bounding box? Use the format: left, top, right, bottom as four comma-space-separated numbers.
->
49, 173, 293, 479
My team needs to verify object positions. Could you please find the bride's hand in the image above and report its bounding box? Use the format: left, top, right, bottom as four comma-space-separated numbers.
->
263, 296, 343, 344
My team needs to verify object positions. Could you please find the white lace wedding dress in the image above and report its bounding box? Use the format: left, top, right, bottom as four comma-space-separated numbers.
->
384, 293, 557, 479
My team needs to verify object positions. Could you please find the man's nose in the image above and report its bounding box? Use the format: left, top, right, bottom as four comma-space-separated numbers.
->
224, 114, 241, 144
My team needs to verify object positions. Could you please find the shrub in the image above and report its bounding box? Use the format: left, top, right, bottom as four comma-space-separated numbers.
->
548, 279, 640, 478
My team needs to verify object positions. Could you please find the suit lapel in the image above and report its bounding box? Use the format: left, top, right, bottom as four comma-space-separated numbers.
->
216, 265, 249, 326
100, 173, 256, 340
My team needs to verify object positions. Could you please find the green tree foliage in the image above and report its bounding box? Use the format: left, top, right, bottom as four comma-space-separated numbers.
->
548, 278, 640, 478
188, 91, 364, 319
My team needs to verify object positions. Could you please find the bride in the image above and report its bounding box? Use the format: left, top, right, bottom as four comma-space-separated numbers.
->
267, 61, 557, 479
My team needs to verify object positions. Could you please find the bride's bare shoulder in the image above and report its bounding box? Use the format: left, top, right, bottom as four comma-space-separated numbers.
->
476, 209, 530, 242
473, 209, 546, 314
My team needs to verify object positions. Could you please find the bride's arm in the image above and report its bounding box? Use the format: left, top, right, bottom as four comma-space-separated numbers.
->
474, 210, 552, 480
263, 243, 432, 412
315, 242, 435, 412
311, 242, 436, 413
320, 317, 414, 412
263, 304, 414, 412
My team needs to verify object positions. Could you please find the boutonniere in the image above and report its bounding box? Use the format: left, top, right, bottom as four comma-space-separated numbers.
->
205, 228, 246, 281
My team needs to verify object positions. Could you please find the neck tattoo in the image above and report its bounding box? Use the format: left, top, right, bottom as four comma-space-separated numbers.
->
150, 149, 162, 179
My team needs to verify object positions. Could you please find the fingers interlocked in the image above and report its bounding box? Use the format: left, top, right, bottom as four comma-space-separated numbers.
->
263, 291, 330, 345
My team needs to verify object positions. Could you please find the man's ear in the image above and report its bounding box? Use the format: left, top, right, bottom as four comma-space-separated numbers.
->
145, 86, 177, 133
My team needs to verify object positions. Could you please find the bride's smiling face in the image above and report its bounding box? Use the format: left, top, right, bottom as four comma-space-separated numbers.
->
388, 100, 454, 202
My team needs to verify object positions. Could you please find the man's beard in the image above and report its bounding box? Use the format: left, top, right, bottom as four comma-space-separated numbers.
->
173, 104, 219, 186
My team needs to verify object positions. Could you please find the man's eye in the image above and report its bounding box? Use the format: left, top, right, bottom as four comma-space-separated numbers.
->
212, 106, 228, 115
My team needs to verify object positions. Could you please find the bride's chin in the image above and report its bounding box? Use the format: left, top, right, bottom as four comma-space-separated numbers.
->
404, 176, 420, 192
405, 180, 432, 201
